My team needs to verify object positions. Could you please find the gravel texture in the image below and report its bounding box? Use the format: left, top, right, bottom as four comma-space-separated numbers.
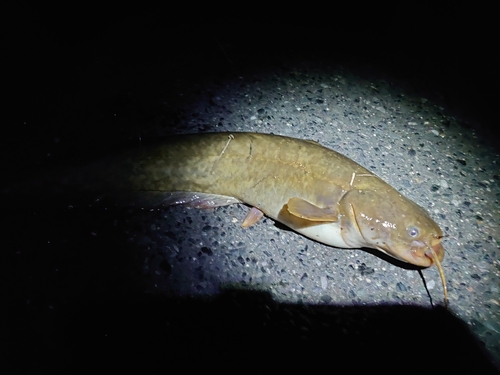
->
4, 4, 498, 373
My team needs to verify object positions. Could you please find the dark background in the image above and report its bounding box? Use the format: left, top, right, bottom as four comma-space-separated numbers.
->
3, 2, 497, 167
3, 2, 498, 373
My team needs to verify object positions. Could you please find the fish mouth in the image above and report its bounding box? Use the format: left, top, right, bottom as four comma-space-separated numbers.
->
409, 238, 444, 267
425, 242, 445, 263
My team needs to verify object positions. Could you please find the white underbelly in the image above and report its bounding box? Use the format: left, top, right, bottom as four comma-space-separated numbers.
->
294, 222, 350, 248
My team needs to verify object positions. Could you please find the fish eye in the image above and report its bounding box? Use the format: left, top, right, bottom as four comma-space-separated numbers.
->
408, 227, 419, 237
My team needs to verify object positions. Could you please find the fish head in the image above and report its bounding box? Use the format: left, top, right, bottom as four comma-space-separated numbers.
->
339, 189, 444, 267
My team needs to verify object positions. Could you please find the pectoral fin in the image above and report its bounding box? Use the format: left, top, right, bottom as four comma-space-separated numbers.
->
241, 207, 264, 228
286, 197, 338, 222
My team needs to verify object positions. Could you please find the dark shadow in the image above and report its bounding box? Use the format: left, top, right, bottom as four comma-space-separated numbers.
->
8, 289, 498, 373
4, 201, 498, 373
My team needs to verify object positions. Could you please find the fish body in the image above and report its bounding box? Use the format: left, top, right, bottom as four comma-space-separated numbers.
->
62, 132, 444, 270
7, 132, 445, 269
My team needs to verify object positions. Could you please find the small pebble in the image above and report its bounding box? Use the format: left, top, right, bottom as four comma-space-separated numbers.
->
427, 280, 435, 290
321, 276, 328, 290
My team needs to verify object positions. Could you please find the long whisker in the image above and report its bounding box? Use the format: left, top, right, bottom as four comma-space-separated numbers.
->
429, 246, 448, 308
